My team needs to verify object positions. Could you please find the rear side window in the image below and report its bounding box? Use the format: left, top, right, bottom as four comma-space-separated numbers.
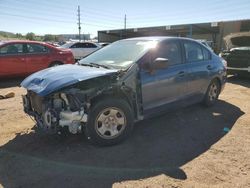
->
82, 43, 97, 48
184, 41, 204, 62
0, 44, 23, 55
27, 44, 48, 53
71, 42, 97, 48
202, 46, 211, 60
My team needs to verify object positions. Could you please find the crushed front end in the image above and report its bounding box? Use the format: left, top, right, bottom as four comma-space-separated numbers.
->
22, 89, 89, 134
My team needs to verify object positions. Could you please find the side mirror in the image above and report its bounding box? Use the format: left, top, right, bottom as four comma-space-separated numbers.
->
153, 58, 169, 70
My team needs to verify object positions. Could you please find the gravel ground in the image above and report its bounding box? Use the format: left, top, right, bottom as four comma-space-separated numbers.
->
0, 76, 249, 188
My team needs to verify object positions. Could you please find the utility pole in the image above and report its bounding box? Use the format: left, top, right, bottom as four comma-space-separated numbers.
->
124, 14, 127, 30
124, 14, 127, 38
77, 5, 81, 41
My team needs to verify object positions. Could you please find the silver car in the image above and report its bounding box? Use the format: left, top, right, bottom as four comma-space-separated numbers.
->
60, 41, 101, 60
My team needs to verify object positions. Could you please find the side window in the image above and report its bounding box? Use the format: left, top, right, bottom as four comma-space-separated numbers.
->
27, 44, 48, 53
154, 41, 182, 66
70, 43, 80, 48
78, 43, 87, 48
0, 44, 23, 55
77, 43, 97, 48
202, 46, 211, 60
184, 42, 204, 62
84, 43, 97, 48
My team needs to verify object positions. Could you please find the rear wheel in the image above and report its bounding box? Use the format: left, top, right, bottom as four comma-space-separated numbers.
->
85, 98, 134, 146
203, 79, 220, 106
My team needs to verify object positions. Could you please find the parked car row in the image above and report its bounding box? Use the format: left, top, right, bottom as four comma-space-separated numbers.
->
21, 37, 227, 146
0, 40, 112, 78
0, 40, 74, 78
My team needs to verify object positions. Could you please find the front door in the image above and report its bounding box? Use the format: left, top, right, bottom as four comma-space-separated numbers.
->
140, 39, 188, 115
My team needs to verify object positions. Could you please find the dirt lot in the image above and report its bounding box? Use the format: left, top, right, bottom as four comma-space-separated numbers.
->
0, 76, 249, 188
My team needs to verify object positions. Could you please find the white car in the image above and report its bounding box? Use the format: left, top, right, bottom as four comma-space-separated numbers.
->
60, 42, 101, 60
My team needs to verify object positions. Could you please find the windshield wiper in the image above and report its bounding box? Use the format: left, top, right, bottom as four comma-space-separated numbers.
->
89, 63, 110, 69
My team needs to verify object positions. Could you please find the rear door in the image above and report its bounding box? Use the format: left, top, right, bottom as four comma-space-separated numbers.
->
183, 40, 214, 97
0, 43, 27, 76
140, 39, 188, 113
25, 43, 51, 74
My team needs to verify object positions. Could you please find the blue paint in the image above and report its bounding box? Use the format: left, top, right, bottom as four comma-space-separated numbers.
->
21, 64, 117, 96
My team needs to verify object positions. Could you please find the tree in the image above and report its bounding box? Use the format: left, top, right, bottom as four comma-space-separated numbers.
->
43, 34, 54, 41
15, 33, 23, 39
26, 32, 35, 40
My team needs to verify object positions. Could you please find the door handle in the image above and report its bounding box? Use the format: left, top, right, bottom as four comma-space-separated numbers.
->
178, 71, 185, 77
207, 65, 213, 70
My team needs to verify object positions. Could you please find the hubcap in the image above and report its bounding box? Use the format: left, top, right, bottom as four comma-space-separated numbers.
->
208, 83, 218, 101
95, 107, 126, 139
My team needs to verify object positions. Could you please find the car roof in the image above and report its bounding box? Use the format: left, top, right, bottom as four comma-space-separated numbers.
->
2, 40, 46, 44
0, 40, 56, 48
66, 41, 98, 44
123, 36, 198, 42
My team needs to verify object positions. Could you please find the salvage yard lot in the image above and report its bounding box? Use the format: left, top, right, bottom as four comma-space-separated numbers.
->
0, 76, 249, 188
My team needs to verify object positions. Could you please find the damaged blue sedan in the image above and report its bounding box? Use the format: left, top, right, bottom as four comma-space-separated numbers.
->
21, 37, 227, 146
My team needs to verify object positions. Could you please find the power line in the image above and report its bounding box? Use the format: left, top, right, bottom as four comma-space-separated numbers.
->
0, 11, 117, 28
8, 0, 124, 20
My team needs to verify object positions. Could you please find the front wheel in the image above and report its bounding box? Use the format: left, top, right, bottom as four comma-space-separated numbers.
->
85, 98, 134, 146
203, 79, 220, 106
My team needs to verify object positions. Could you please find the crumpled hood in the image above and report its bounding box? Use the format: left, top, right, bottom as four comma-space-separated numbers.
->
224, 32, 250, 50
21, 64, 118, 96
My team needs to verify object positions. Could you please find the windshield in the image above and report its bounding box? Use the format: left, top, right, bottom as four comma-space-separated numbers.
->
231, 36, 250, 47
60, 42, 73, 48
79, 39, 158, 70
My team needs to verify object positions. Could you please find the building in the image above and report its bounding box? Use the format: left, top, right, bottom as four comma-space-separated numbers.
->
58, 34, 91, 42
98, 19, 250, 52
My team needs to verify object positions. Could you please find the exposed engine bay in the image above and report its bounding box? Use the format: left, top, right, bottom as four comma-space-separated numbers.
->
23, 90, 89, 134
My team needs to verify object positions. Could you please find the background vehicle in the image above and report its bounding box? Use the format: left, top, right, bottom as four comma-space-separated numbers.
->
0, 40, 74, 78
59, 41, 101, 61
21, 37, 227, 146
220, 32, 250, 77
196, 39, 213, 50
98, 42, 110, 47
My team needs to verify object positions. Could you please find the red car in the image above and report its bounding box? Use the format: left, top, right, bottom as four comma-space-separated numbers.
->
0, 40, 74, 78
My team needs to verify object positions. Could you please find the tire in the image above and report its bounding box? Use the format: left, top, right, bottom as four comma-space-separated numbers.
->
203, 79, 220, 107
49, 62, 62, 67
85, 98, 134, 146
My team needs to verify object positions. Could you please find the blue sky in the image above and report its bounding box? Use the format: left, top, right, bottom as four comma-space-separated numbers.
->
0, 0, 250, 37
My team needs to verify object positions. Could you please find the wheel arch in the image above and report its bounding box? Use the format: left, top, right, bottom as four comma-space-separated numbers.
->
90, 89, 137, 119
